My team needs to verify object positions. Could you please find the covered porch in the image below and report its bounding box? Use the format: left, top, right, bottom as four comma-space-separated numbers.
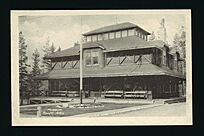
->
37, 75, 185, 99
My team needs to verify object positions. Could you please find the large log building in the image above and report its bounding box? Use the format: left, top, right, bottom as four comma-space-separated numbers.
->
36, 22, 185, 99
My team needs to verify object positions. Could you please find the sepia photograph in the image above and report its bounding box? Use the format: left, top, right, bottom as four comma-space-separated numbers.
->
11, 10, 192, 126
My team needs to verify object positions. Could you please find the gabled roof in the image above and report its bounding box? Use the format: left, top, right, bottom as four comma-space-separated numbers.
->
35, 63, 185, 80
44, 46, 79, 59
83, 22, 150, 36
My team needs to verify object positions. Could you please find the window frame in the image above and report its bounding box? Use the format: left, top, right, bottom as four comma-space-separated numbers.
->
122, 30, 128, 37
92, 35, 97, 42
86, 36, 92, 42
109, 32, 115, 39
103, 33, 109, 40
128, 29, 135, 36
98, 34, 103, 41
115, 31, 121, 38
85, 51, 92, 66
85, 50, 99, 66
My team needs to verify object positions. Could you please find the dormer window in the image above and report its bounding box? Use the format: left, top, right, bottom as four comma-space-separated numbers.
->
92, 51, 99, 65
85, 50, 99, 66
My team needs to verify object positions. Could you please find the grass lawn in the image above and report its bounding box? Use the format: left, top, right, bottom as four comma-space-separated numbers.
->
20, 103, 147, 117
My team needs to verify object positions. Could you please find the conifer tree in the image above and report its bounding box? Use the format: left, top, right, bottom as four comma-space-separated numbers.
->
57, 46, 61, 52
31, 49, 42, 95
19, 31, 29, 104
42, 38, 56, 73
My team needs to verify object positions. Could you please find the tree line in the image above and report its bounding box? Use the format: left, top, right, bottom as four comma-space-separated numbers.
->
19, 31, 61, 105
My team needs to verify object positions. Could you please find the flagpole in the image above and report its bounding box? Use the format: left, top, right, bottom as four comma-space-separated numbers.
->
80, 16, 83, 104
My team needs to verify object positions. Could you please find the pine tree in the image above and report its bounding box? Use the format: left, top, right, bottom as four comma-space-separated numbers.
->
42, 38, 56, 73
173, 26, 186, 75
57, 46, 61, 52
19, 31, 29, 104
50, 42, 56, 53
31, 49, 42, 95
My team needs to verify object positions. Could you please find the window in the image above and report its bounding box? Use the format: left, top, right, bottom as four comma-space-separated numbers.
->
92, 35, 97, 42
140, 33, 143, 38
103, 33, 109, 40
85, 52, 91, 65
163, 50, 167, 65
142, 33, 144, 39
144, 35, 147, 41
135, 30, 138, 36
87, 36, 92, 42
138, 32, 141, 37
85, 50, 99, 66
92, 51, 99, 65
109, 32, 115, 39
128, 29, 135, 36
98, 34, 103, 41
116, 31, 121, 38
122, 30, 128, 37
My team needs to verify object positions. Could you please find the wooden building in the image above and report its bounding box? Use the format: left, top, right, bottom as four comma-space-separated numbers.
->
36, 22, 185, 99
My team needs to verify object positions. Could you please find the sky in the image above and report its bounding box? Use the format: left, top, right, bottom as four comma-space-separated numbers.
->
19, 13, 186, 65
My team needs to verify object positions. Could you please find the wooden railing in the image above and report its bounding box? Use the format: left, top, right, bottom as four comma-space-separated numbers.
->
104, 90, 149, 99
104, 91, 123, 98
124, 91, 148, 99
51, 91, 79, 97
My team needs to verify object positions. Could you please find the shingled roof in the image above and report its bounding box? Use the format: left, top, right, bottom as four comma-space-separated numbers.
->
83, 22, 150, 36
45, 36, 159, 59
35, 63, 185, 80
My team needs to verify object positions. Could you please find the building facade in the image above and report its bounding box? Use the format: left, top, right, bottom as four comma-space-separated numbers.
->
36, 22, 185, 99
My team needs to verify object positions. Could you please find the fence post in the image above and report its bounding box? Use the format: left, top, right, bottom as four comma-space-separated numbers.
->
37, 106, 42, 117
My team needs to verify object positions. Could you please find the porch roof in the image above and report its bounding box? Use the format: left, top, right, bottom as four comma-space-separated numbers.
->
35, 63, 185, 80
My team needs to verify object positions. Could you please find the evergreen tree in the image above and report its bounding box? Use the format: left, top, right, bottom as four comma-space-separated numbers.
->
50, 42, 56, 53
31, 49, 42, 95
57, 46, 61, 52
19, 31, 29, 104
173, 26, 186, 75
42, 38, 56, 73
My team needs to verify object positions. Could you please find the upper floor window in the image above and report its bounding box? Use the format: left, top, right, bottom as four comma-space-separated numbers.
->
85, 50, 99, 66
122, 30, 128, 37
103, 33, 109, 40
109, 32, 115, 39
98, 34, 103, 41
116, 31, 121, 38
138, 32, 142, 38
92, 51, 99, 65
87, 36, 92, 42
92, 35, 97, 42
85, 52, 91, 65
128, 29, 135, 36
135, 30, 138, 36
162, 50, 167, 65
